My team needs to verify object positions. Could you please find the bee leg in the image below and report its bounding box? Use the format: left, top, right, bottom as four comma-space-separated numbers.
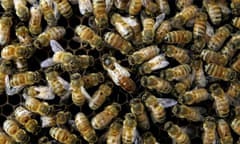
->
5, 75, 23, 95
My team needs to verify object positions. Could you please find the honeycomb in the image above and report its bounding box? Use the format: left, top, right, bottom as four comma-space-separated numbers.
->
0, 0, 240, 143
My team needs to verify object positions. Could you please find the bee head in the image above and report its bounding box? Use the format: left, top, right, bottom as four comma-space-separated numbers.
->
172, 105, 181, 115
164, 121, 174, 131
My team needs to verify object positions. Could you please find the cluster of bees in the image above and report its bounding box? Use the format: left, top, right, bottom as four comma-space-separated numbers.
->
0, 0, 240, 143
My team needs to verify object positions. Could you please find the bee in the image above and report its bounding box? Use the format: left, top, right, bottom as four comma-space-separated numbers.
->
128, 0, 142, 16
91, 103, 121, 130
55, 111, 71, 126
232, 17, 240, 29
14, 106, 40, 134
53, 0, 73, 19
111, 13, 134, 40
141, 75, 172, 94
114, 0, 128, 11
15, 24, 32, 45
205, 63, 237, 81
78, 0, 93, 16
89, 82, 113, 110
141, 16, 155, 44
164, 45, 190, 64
75, 25, 103, 50
155, 0, 170, 15
231, 0, 240, 15
23, 85, 55, 100
217, 119, 233, 144
122, 113, 138, 144
0, 12, 13, 46
200, 49, 228, 65
0, 59, 13, 94
164, 30, 192, 44
202, 117, 217, 144
172, 104, 204, 122
13, 0, 29, 21
178, 88, 209, 105
40, 115, 56, 128
142, 132, 158, 144
174, 74, 194, 95
155, 20, 172, 44
191, 60, 207, 87
161, 64, 191, 81
38, 136, 52, 144
139, 55, 169, 74
0, 0, 13, 11
15, 59, 28, 73
208, 24, 232, 51
210, 83, 230, 117
164, 121, 190, 144
175, 0, 193, 10
3, 119, 30, 143
221, 34, 240, 60
231, 54, 240, 72
203, 0, 222, 25
92, 0, 108, 28
227, 81, 240, 100
25, 97, 53, 116
231, 106, 240, 136
128, 45, 160, 65
29, 5, 42, 35
106, 118, 122, 144
75, 112, 98, 143
130, 98, 150, 130
102, 55, 136, 93
49, 127, 78, 144
40, 0, 58, 26
40, 111, 71, 128
0, 131, 15, 144
142, 0, 159, 16
193, 12, 208, 40
81, 72, 105, 88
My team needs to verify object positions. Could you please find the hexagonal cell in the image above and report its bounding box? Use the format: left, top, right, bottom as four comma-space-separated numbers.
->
69, 40, 80, 49
8, 94, 21, 105
0, 114, 6, 126
2, 104, 13, 117
0, 94, 7, 106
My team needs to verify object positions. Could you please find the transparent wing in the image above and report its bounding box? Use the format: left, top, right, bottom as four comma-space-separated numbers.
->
158, 98, 177, 108
68, 0, 78, 4
40, 58, 55, 68
149, 55, 169, 71
80, 86, 92, 101
50, 40, 65, 53
53, 1, 60, 20
114, 62, 130, 77
122, 16, 138, 27
40, 116, 55, 128
5, 75, 24, 96
106, 0, 113, 12
206, 22, 214, 37
34, 86, 55, 100
79, 0, 93, 15
154, 13, 166, 31
107, 68, 120, 85
57, 76, 70, 90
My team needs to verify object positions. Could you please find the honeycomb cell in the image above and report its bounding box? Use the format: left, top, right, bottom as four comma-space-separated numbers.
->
2, 104, 13, 117
0, 114, 6, 125
69, 40, 80, 49
0, 94, 7, 106
69, 16, 81, 28
8, 94, 21, 105
64, 28, 74, 40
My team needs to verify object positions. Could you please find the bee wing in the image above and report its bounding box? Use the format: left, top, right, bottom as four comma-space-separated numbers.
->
134, 130, 143, 144
114, 62, 130, 77
53, 1, 60, 20
40, 58, 55, 68
106, 0, 114, 12
57, 76, 70, 90
206, 22, 214, 37
107, 69, 120, 85
122, 17, 138, 28
149, 54, 169, 71
78, 0, 93, 15
154, 13, 166, 31
80, 86, 92, 101
50, 40, 65, 53
5, 75, 24, 96
218, 2, 231, 15
141, 0, 148, 7
158, 98, 177, 108
34, 86, 55, 100
40, 116, 55, 128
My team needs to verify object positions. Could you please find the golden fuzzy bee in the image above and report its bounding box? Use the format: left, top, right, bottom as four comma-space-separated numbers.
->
102, 55, 136, 93
232, 17, 240, 29
0, 131, 15, 144
203, 0, 222, 25
175, 0, 193, 10
104, 32, 134, 55
23, 85, 55, 100
202, 117, 217, 144
164, 45, 190, 64
231, 106, 240, 136
205, 63, 237, 81
0, 0, 13, 11
193, 12, 207, 40
231, 54, 240, 72
128, 45, 160, 65
227, 81, 240, 100
156, 0, 170, 15
164, 30, 192, 44
24, 97, 53, 116
141, 75, 172, 94
161, 64, 191, 81
15, 24, 32, 45
53, 0, 73, 19
122, 113, 138, 144
14, 106, 40, 134
221, 34, 240, 60
15, 58, 28, 72
208, 24, 232, 51
0, 12, 13, 46
40, 0, 58, 26
111, 13, 134, 40
13, 0, 29, 21
217, 119, 233, 144
106, 118, 122, 144
155, 20, 172, 43
191, 60, 207, 87
40, 111, 71, 128
92, 0, 108, 28
130, 98, 150, 130
178, 88, 209, 105
141, 17, 155, 44
164, 121, 190, 144
142, 0, 159, 16
49, 127, 78, 144
81, 72, 105, 88
75, 24, 103, 50
3, 119, 30, 143
210, 83, 230, 118
78, 0, 93, 16
91, 103, 121, 130
174, 74, 194, 95
142, 132, 158, 144
75, 112, 98, 143
172, 104, 204, 122
29, 5, 42, 35
200, 49, 228, 65
0, 59, 13, 94
128, 0, 142, 16
231, 0, 240, 16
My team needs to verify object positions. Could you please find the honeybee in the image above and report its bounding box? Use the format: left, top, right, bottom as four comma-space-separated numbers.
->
172, 104, 204, 122
191, 60, 207, 87
232, 17, 240, 29
139, 55, 169, 74
193, 12, 207, 40
0, 12, 13, 46
23, 85, 55, 100
106, 118, 123, 144
75, 25, 103, 50
75, 112, 98, 143
231, 54, 240, 72
200, 49, 228, 65
231, 0, 240, 15
155, 0, 170, 15
202, 117, 217, 144
221, 34, 240, 60
25, 97, 53, 116
14, 106, 40, 134
203, 0, 222, 25
164, 30, 192, 44
15, 25, 32, 45
41, 111, 71, 128
128, 0, 142, 15
174, 74, 194, 95
54, 0, 73, 19
111, 13, 134, 40
178, 88, 209, 105
40, 115, 56, 128
122, 113, 138, 144
0, 59, 13, 94
104, 32, 134, 55
142, 91, 177, 123
49, 127, 78, 144
29, 5, 42, 35
55, 111, 71, 126
114, 0, 128, 11
102, 55, 136, 93
231, 106, 240, 136
164, 45, 190, 64
15, 59, 28, 72
141, 75, 172, 94
89, 82, 113, 110
33, 26, 66, 49
78, 0, 93, 16
0, 131, 15, 144
164, 121, 190, 144
227, 81, 240, 100
3, 119, 30, 143
91, 103, 121, 130
13, 0, 29, 21
205, 63, 237, 81
142, 0, 159, 16
81, 72, 105, 88
142, 132, 158, 144
141, 16, 155, 44
155, 20, 171, 44
161, 64, 191, 81
0, 0, 13, 11
210, 83, 230, 117
92, 0, 108, 28
130, 98, 150, 130
175, 0, 193, 10
40, 0, 58, 26
128, 45, 160, 65
38, 136, 52, 144
217, 119, 233, 144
